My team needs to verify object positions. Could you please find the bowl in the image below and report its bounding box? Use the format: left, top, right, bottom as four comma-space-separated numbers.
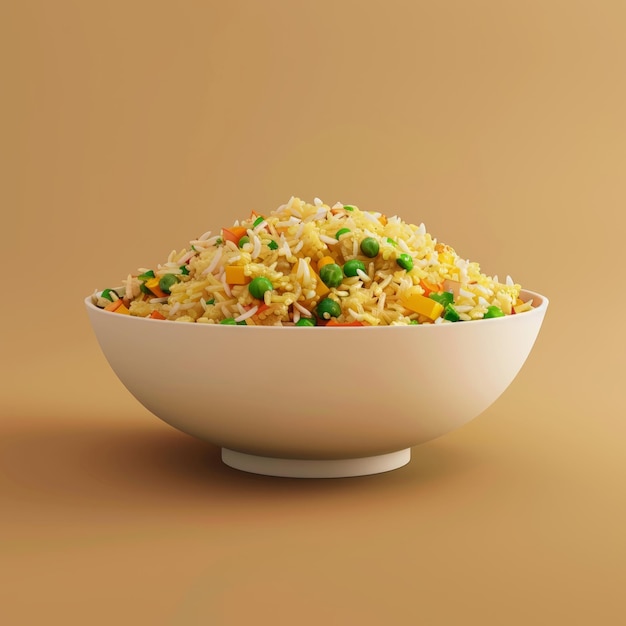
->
85, 289, 548, 478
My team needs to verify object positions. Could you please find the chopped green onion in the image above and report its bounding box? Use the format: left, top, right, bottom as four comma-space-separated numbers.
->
429, 291, 454, 306
396, 253, 413, 272
268, 240, 279, 250
100, 288, 119, 302
443, 303, 460, 322
138, 270, 155, 281
484, 305, 505, 319
253, 216, 265, 227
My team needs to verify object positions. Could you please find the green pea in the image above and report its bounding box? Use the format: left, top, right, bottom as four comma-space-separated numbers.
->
220, 318, 237, 325
267, 240, 279, 250
249, 276, 273, 299
396, 254, 413, 272
409, 319, 419, 325
429, 291, 454, 306
180, 265, 189, 276
295, 318, 316, 326
319, 263, 343, 288
237, 320, 248, 325
443, 303, 460, 322
343, 205, 355, 211
484, 305, 505, 319
139, 283, 151, 295
360, 237, 379, 258
343, 259, 366, 277
316, 298, 341, 319
253, 216, 265, 227
238, 236, 250, 248
335, 228, 351, 239
159, 274, 179, 294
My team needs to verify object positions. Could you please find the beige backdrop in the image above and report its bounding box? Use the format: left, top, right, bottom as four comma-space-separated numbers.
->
2, 1, 625, 624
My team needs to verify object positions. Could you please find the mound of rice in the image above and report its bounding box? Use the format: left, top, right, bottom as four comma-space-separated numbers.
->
91, 197, 533, 325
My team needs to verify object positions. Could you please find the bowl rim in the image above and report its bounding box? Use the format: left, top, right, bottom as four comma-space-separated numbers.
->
85, 288, 548, 329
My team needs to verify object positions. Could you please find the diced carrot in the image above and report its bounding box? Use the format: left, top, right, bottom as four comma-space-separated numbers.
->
379, 214, 388, 226
256, 303, 270, 315
419, 279, 443, 297
222, 226, 247, 244
144, 277, 167, 298
105, 299, 129, 315
325, 320, 364, 326
149, 310, 166, 320
104, 299, 123, 312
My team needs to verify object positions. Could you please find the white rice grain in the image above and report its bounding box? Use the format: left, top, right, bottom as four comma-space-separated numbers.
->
234, 305, 258, 322
203, 247, 223, 275
293, 302, 312, 317
356, 269, 371, 283
252, 235, 262, 259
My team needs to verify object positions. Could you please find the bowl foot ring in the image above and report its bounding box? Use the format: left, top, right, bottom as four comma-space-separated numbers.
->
221, 448, 411, 478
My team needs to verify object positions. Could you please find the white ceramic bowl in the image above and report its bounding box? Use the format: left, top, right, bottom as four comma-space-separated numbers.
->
85, 289, 548, 478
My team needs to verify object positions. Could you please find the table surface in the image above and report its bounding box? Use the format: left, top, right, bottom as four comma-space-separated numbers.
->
2, 1, 626, 624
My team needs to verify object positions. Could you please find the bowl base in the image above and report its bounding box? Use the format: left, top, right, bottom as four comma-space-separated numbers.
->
221, 447, 411, 478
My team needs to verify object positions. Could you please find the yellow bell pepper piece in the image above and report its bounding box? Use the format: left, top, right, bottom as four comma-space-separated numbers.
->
225, 265, 249, 285
316, 256, 335, 272
400, 288, 444, 320
309, 262, 330, 297
294, 260, 330, 299
104, 299, 130, 315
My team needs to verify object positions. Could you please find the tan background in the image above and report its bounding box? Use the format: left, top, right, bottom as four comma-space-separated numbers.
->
2, 1, 625, 624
